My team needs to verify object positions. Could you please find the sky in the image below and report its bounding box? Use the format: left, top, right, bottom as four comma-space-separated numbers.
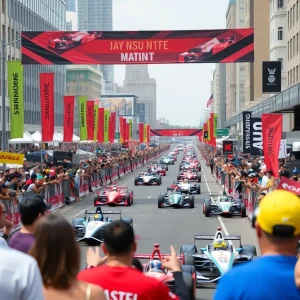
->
67, 0, 229, 127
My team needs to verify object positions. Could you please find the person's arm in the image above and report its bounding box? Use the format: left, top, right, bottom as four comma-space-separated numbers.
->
295, 256, 300, 288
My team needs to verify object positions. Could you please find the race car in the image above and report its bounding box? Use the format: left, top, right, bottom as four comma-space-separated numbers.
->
147, 163, 167, 176
135, 243, 196, 300
179, 162, 192, 171
160, 156, 175, 165
189, 160, 201, 172
134, 171, 162, 185
203, 191, 246, 218
72, 205, 133, 244
48, 31, 102, 50
177, 169, 201, 183
177, 145, 184, 151
158, 187, 194, 208
171, 179, 201, 194
180, 228, 257, 285
169, 152, 177, 161
94, 184, 133, 206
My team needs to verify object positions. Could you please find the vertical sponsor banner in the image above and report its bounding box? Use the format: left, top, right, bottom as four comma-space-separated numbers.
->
203, 123, 208, 143
122, 118, 128, 142
242, 111, 252, 153
86, 100, 94, 141
126, 122, 130, 143
147, 125, 150, 143
63, 96, 75, 142
104, 110, 110, 143
79, 96, 87, 141
262, 61, 282, 93
8, 61, 24, 138
128, 119, 133, 141
250, 118, 263, 155
40, 73, 54, 142
210, 113, 216, 147
109, 112, 116, 143
138, 123, 144, 143
97, 108, 104, 143
144, 124, 147, 143
213, 114, 218, 138
262, 114, 282, 178
94, 100, 99, 141
207, 118, 211, 142
119, 116, 125, 143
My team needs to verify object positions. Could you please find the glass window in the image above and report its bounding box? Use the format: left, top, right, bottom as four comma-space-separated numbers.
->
278, 27, 283, 40
277, 0, 283, 9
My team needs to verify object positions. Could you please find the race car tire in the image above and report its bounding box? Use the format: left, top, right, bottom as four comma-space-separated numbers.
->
241, 203, 246, 218
165, 165, 169, 171
124, 193, 131, 206
196, 183, 201, 194
180, 244, 197, 256
182, 273, 195, 300
171, 161, 175, 165
158, 194, 164, 208
204, 199, 211, 217
242, 245, 257, 257
134, 178, 139, 186
121, 217, 133, 227
94, 195, 100, 206
197, 173, 201, 183
156, 176, 162, 185
188, 195, 194, 208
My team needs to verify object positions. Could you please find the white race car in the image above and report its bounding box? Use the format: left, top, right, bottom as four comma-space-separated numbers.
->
134, 172, 162, 186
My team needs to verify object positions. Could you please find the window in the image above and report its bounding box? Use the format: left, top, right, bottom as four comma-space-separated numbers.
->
278, 0, 283, 8
288, 11, 290, 29
297, 66, 299, 82
278, 27, 283, 40
297, 33, 299, 53
297, 1, 299, 21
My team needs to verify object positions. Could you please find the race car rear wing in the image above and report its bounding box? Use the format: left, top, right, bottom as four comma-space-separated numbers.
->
85, 210, 122, 217
195, 234, 241, 241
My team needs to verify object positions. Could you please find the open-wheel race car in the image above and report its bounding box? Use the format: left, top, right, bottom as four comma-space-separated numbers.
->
94, 183, 133, 206
148, 163, 168, 176
72, 205, 133, 244
160, 156, 175, 165
177, 169, 201, 183
180, 228, 257, 286
203, 191, 246, 218
134, 171, 162, 186
135, 243, 196, 300
158, 186, 194, 208
171, 180, 201, 194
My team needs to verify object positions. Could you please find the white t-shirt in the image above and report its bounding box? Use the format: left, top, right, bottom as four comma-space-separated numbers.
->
0, 244, 44, 300
260, 175, 269, 187
27, 183, 36, 192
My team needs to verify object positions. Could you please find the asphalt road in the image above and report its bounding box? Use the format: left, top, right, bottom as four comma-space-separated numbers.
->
57, 149, 259, 300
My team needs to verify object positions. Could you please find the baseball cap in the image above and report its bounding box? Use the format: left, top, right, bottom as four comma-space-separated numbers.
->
256, 190, 300, 237
19, 194, 52, 217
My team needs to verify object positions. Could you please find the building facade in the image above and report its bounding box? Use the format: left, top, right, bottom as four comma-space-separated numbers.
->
66, 0, 76, 12
0, 0, 66, 142
77, 0, 114, 85
123, 65, 157, 128
66, 65, 102, 135
66, 20, 72, 30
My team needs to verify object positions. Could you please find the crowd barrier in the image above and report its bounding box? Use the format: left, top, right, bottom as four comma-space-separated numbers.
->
4, 145, 171, 232
196, 145, 259, 220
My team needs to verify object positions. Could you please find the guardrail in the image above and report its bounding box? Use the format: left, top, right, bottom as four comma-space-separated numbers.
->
4, 145, 171, 232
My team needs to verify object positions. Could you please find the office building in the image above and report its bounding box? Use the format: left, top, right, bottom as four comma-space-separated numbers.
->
77, 0, 114, 84
66, 20, 73, 31
123, 65, 157, 128
0, 0, 66, 142
270, 0, 288, 90
66, 0, 76, 12
66, 65, 102, 135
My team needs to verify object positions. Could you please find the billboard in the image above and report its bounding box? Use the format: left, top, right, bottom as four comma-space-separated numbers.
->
99, 97, 135, 116
21, 29, 254, 65
137, 103, 146, 123
150, 129, 202, 137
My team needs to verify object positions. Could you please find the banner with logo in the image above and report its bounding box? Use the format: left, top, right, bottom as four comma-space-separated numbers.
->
21, 29, 255, 65
207, 117, 211, 142
109, 112, 116, 143
147, 125, 150, 143
119, 117, 125, 143
40, 73, 54, 142
138, 123, 144, 143
213, 114, 218, 138
86, 101, 94, 141
0, 151, 24, 165
126, 122, 130, 143
63, 96, 75, 142
97, 108, 104, 143
277, 176, 300, 196
79, 96, 87, 141
250, 117, 263, 156
242, 111, 252, 153
262, 61, 282, 93
128, 119, 133, 140
94, 100, 99, 141
104, 110, 110, 143
223, 141, 234, 154
262, 113, 282, 178
7, 61, 24, 138
144, 124, 148, 143
210, 113, 216, 147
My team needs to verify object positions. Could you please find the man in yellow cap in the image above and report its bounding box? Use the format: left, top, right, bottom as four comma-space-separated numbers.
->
214, 190, 300, 300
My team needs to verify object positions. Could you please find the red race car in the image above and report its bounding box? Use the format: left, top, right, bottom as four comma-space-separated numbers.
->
189, 160, 201, 171
134, 243, 196, 300
177, 169, 201, 183
94, 184, 133, 206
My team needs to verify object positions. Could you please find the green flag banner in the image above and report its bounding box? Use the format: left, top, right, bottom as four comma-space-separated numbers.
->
79, 96, 87, 141
94, 100, 99, 141
104, 110, 110, 143
128, 119, 133, 141
213, 113, 218, 138
8, 61, 24, 138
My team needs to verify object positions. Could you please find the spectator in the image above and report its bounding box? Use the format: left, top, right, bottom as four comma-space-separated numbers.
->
0, 203, 8, 246
27, 179, 44, 193
279, 165, 290, 178
0, 184, 14, 240
74, 169, 82, 202
78, 220, 187, 300
214, 190, 300, 300
9, 194, 51, 253
30, 214, 105, 300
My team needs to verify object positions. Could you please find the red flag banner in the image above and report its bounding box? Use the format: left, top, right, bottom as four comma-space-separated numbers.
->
147, 125, 150, 143
97, 108, 104, 143
126, 122, 130, 142
109, 112, 116, 143
139, 123, 144, 143
122, 118, 128, 142
119, 117, 125, 143
262, 113, 282, 178
40, 73, 54, 142
63, 96, 74, 142
210, 113, 216, 148
277, 176, 300, 196
86, 101, 94, 141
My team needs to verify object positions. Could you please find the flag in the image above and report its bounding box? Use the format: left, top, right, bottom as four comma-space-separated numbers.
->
104, 110, 110, 143
79, 96, 87, 141
40, 73, 54, 142
144, 124, 147, 143
126, 122, 130, 143
213, 113, 218, 138
119, 117, 125, 143
109, 112, 116, 143
94, 100, 99, 141
86, 100, 94, 141
262, 114, 282, 178
8, 61, 24, 138
207, 94, 214, 108
63, 96, 75, 142
128, 119, 133, 141
147, 125, 150, 143
97, 108, 104, 143
138, 123, 144, 143
210, 113, 216, 148
207, 117, 211, 142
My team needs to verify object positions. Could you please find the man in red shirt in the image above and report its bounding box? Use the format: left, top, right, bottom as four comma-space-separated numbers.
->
78, 220, 182, 300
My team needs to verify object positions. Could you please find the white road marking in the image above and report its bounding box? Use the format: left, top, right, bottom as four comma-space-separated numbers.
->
148, 195, 152, 199
73, 209, 85, 218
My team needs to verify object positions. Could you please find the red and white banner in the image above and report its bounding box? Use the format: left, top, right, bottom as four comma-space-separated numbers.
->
277, 176, 300, 196
147, 125, 150, 143
139, 123, 144, 143
97, 108, 104, 143
109, 112, 116, 143
86, 101, 94, 141
63, 96, 74, 142
262, 113, 282, 178
40, 73, 54, 142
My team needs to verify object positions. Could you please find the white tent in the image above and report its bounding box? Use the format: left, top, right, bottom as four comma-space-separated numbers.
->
31, 131, 63, 143
8, 132, 35, 144
56, 132, 80, 143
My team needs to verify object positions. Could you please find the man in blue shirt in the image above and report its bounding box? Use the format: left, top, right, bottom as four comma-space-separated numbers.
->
214, 190, 300, 300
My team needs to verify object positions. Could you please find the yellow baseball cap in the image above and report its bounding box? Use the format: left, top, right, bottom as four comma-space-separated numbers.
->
256, 190, 300, 237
